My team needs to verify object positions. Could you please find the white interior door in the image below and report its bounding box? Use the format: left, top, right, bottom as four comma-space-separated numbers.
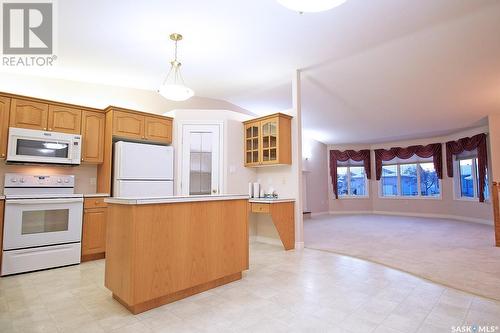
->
181, 124, 221, 195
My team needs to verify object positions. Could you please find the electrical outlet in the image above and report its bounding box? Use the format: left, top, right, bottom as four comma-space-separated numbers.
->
90, 178, 96, 185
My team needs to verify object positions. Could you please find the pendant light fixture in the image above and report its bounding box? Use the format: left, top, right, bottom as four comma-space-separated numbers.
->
277, 0, 347, 13
158, 33, 194, 102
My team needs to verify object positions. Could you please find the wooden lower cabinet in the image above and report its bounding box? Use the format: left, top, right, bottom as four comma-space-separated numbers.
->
82, 204, 107, 261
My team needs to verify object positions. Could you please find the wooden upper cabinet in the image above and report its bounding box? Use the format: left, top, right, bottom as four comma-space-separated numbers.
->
0, 97, 11, 159
145, 117, 172, 144
112, 110, 145, 140
81, 110, 105, 163
244, 121, 260, 166
9, 99, 49, 130
243, 113, 292, 167
48, 105, 82, 134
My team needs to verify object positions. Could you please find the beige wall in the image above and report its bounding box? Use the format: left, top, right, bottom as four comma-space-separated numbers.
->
328, 126, 493, 224
303, 137, 329, 214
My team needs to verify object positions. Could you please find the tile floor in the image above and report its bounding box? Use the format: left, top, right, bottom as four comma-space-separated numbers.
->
1, 243, 499, 333
304, 214, 500, 301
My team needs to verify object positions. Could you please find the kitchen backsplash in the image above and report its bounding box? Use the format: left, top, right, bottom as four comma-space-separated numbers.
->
0, 162, 97, 194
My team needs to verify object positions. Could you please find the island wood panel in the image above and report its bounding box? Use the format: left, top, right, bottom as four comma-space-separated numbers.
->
112, 110, 144, 140
9, 99, 49, 130
81, 111, 105, 163
105, 199, 249, 313
0, 97, 11, 158
145, 117, 172, 143
47, 105, 82, 134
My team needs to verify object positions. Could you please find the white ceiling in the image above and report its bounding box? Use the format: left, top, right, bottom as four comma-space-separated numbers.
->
2, 0, 500, 144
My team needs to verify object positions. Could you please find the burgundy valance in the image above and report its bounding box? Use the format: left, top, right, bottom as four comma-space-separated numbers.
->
446, 133, 487, 202
330, 150, 371, 199
374, 143, 443, 181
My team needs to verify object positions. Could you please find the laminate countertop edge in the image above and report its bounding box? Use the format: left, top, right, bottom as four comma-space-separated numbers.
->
105, 195, 250, 205
249, 198, 295, 203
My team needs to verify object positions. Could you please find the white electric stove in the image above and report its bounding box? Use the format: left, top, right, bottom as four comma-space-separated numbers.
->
2, 173, 83, 276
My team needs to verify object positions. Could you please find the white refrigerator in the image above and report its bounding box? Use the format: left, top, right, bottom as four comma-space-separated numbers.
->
113, 141, 174, 197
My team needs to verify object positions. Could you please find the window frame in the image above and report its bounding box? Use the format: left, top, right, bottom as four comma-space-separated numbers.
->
454, 156, 489, 202
378, 161, 441, 200
337, 165, 369, 199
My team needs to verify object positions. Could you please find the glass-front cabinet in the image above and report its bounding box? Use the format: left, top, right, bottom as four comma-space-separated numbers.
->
243, 113, 292, 167
245, 122, 260, 166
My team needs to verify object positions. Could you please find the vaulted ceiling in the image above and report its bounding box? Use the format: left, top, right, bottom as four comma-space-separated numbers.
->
2, 0, 499, 144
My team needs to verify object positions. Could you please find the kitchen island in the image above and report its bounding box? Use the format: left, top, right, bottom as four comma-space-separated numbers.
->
104, 195, 249, 314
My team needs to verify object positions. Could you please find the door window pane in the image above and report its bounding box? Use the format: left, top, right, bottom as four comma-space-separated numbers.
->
189, 132, 212, 195
419, 163, 440, 196
381, 165, 398, 196
337, 167, 348, 196
459, 159, 474, 198
22, 209, 69, 234
350, 166, 366, 196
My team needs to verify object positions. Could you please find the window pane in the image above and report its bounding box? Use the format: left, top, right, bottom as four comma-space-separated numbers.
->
337, 167, 348, 196
381, 165, 398, 196
400, 164, 418, 196
476, 158, 489, 199
419, 163, 440, 196
350, 166, 366, 196
459, 159, 474, 198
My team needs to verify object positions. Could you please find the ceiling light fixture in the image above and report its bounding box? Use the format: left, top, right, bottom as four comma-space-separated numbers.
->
277, 0, 347, 13
158, 33, 194, 102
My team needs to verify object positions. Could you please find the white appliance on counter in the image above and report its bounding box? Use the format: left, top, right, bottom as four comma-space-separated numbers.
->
113, 141, 174, 197
7, 127, 82, 165
2, 173, 83, 276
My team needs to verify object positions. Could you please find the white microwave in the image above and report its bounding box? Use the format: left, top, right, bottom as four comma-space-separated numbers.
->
7, 127, 82, 165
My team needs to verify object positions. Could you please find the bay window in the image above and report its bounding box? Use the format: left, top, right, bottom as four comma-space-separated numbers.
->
457, 157, 489, 200
337, 165, 368, 197
380, 162, 440, 198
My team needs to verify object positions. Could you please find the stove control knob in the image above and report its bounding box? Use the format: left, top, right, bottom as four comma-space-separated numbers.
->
20, 178, 25, 183
64, 179, 70, 183
57, 178, 62, 183
10, 178, 17, 183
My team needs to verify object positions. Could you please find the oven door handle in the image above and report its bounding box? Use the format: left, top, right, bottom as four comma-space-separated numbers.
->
6, 198, 83, 205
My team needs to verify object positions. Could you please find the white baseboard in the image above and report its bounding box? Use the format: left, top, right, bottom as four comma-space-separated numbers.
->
371, 210, 493, 225
250, 235, 283, 246
310, 211, 329, 217
328, 210, 373, 215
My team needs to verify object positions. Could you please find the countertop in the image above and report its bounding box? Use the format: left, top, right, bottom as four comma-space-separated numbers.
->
249, 198, 295, 203
0, 195, 4, 200
105, 194, 249, 205
83, 193, 110, 198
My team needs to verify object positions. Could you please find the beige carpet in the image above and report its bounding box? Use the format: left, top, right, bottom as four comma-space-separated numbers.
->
304, 214, 500, 301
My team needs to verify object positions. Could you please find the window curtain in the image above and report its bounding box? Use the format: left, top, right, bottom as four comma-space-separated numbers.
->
330, 150, 371, 199
374, 143, 443, 181
446, 133, 487, 202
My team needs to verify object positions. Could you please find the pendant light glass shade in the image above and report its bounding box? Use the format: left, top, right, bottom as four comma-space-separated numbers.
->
158, 33, 194, 102
277, 0, 347, 12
